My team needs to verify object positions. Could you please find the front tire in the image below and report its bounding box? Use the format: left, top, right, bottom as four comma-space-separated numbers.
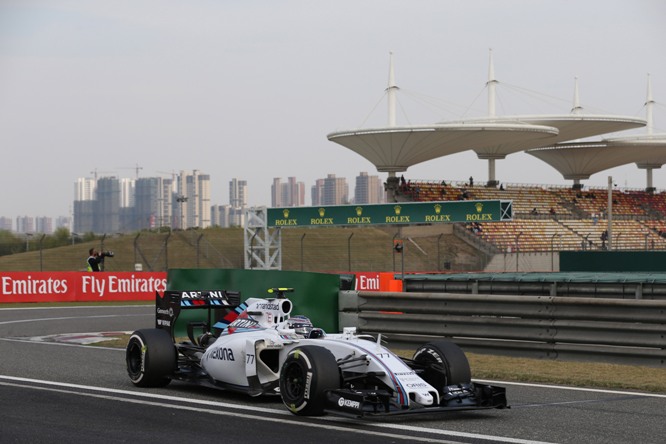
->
412, 340, 471, 392
279, 346, 340, 416
126, 329, 176, 388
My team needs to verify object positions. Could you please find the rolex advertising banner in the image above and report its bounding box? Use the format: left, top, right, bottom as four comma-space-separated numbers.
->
267, 200, 512, 228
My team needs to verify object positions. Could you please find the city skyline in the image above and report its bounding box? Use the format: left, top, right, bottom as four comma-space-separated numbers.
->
0, 171, 386, 233
1, 2, 664, 222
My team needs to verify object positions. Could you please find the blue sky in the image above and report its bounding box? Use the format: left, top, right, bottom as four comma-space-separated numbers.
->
1, 0, 665, 219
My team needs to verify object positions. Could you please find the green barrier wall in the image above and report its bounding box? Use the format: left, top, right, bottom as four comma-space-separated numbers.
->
560, 251, 666, 272
167, 269, 341, 333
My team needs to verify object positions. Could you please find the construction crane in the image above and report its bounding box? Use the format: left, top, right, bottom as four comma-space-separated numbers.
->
90, 169, 114, 180
116, 163, 143, 179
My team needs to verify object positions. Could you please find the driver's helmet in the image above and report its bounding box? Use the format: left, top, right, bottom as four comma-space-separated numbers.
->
287, 315, 313, 337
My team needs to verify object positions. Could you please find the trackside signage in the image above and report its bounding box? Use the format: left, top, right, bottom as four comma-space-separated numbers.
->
354, 272, 402, 292
267, 200, 512, 227
0, 272, 167, 303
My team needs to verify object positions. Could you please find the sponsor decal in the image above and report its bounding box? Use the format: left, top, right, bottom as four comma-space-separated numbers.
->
255, 303, 280, 311
207, 347, 235, 361
304, 371, 312, 400
413, 348, 444, 364
406, 382, 429, 388
229, 318, 259, 329
1, 275, 68, 295
337, 397, 361, 409
156, 307, 174, 317
140, 345, 147, 372
0, 271, 167, 303
82, 274, 166, 297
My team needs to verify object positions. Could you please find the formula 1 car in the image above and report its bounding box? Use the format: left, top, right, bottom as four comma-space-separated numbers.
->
125, 288, 507, 417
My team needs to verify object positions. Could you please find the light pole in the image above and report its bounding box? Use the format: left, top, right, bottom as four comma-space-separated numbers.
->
551, 232, 561, 271
515, 232, 523, 272
347, 232, 354, 272
607, 176, 613, 250
176, 196, 188, 229
25, 233, 33, 252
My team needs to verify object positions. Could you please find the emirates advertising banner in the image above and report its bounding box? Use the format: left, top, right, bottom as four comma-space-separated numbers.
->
0, 272, 167, 303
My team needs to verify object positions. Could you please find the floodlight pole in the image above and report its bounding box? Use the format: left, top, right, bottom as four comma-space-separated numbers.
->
607, 176, 613, 250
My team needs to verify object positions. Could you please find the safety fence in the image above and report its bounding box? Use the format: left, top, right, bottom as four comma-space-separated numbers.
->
338, 291, 666, 367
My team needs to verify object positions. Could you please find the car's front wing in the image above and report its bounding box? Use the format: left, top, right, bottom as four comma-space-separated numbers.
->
324, 383, 508, 418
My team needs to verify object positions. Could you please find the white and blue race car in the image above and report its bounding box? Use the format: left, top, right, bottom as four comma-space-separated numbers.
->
126, 288, 507, 417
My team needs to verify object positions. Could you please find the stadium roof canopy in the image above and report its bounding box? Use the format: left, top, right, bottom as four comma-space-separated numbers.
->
528, 78, 664, 189
326, 53, 653, 189
326, 122, 559, 174
528, 133, 666, 188
459, 114, 647, 159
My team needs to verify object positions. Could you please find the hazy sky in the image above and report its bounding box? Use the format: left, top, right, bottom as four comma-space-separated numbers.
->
1, 0, 665, 220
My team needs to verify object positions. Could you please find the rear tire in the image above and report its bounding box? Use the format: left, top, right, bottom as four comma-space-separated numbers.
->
126, 329, 176, 388
279, 346, 340, 416
412, 340, 471, 392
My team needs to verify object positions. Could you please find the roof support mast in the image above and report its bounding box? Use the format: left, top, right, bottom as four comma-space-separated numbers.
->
384, 52, 401, 201
486, 49, 500, 187
642, 74, 657, 192
387, 51, 398, 129
571, 77, 583, 115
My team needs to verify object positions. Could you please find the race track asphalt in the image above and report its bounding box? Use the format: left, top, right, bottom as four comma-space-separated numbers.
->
0, 305, 664, 444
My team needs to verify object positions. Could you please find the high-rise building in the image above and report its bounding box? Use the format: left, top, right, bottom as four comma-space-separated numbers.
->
175, 170, 211, 229
73, 176, 97, 233
72, 170, 209, 233
35, 217, 53, 234
95, 177, 121, 234
74, 177, 96, 201
211, 204, 232, 228
311, 178, 325, 206
120, 178, 135, 208
16, 216, 35, 233
271, 177, 305, 207
354, 172, 384, 204
134, 177, 163, 230
158, 178, 174, 229
271, 178, 282, 207
317, 174, 349, 206
229, 178, 247, 226
197, 173, 211, 228
0, 217, 12, 231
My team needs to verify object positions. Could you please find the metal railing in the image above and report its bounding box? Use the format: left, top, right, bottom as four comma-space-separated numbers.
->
338, 290, 666, 367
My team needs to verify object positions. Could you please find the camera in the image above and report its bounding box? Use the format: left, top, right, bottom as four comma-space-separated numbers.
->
102, 251, 114, 258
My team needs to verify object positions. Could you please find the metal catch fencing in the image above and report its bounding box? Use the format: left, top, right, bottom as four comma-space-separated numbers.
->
338, 290, 666, 367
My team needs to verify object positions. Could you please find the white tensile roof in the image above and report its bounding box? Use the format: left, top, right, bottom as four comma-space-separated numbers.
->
327, 122, 559, 173
527, 134, 666, 181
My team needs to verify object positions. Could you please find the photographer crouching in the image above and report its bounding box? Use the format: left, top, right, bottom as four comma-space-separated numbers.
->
86, 248, 114, 272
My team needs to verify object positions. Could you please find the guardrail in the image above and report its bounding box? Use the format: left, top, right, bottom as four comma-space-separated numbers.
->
338, 291, 666, 367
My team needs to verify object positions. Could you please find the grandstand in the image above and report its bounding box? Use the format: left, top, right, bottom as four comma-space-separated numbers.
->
402, 179, 666, 253
324, 55, 666, 270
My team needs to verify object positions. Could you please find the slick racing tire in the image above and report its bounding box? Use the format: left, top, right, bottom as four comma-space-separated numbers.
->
412, 340, 471, 393
279, 346, 340, 416
126, 329, 177, 388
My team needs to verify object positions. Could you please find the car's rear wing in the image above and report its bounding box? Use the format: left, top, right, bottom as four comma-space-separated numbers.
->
155, 290, 242, 340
